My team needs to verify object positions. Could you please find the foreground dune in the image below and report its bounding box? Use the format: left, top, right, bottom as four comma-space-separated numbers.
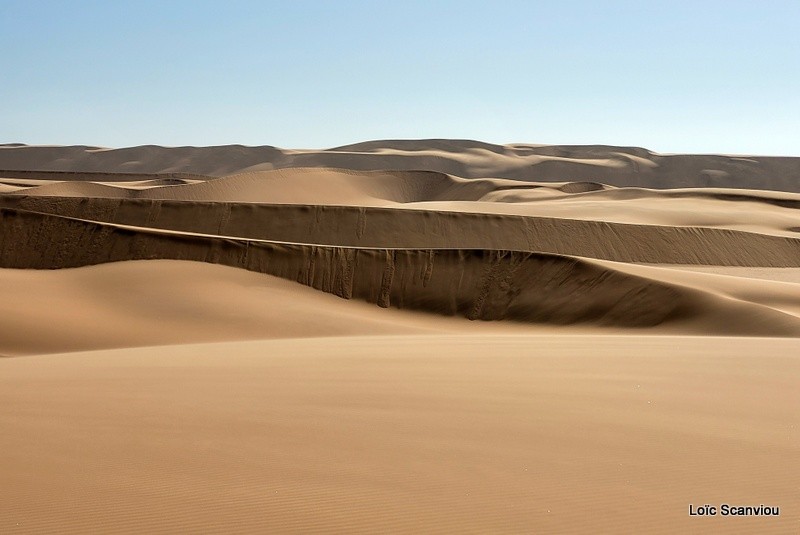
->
0, 260, 542, 356
1, 336, 798, 533
4, 260, 800, 357
2, 142, 799, 533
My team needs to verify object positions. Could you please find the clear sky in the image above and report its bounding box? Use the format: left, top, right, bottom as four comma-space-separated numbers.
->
2, 0, 799, 154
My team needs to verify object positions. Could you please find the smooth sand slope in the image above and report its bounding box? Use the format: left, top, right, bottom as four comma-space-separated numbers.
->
2, 336, 798, 534
5, 259, 800, 356
0, 260, 542, 356
1, 142, 799, 533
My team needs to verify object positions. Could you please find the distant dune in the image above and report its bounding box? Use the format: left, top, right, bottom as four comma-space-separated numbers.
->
1, 141, 799, 533
3, 140, 800, 191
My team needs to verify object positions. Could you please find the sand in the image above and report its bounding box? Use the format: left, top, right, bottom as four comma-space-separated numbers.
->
3, 141, 800, 192
1, 141, 799, 533
2, 336, 798, 534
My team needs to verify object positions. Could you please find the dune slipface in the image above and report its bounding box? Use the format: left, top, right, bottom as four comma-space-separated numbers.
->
2, 206, 800, 338
1, 142, 799, 534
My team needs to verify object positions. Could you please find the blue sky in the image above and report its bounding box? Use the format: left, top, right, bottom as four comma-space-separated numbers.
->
2, 0, 799, 154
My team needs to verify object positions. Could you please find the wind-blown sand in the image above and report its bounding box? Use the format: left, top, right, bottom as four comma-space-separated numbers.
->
1, 141, 798, 533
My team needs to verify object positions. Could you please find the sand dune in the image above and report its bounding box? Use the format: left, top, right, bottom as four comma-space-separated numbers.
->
5, 167, 800, 239
4, 258, 800, 358
3, 208, 800, 341
2, 142, 799, 533
4, 196, 800, 265
1, 167, 584, 204
4, 140, 800, 191
0, 260, 544, 356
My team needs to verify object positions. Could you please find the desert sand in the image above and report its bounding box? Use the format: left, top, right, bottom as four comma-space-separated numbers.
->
1, 141, 799, 533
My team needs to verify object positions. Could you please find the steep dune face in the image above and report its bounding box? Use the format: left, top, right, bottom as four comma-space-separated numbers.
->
7, 165, 800, 239
4, 195, 800, 266
0, 260, 540, 356
7, 167, 800, 238
2, 207, 800, 337
3, 141, 800, 191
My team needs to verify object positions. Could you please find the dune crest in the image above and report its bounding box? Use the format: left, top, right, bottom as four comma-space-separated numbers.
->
2, 207, 800, 341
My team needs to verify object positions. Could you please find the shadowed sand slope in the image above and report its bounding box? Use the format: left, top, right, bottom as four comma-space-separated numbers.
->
0, 260, 542, 356
2, 209, 800, 339
4, 195, 800, 265
1, 336, 798, 533
3, 141, 800, 192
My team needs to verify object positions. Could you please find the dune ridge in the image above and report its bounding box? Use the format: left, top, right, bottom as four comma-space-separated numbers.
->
5, 166, 800, 239
2, 207, 800, 337
4, 194, 800, 266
